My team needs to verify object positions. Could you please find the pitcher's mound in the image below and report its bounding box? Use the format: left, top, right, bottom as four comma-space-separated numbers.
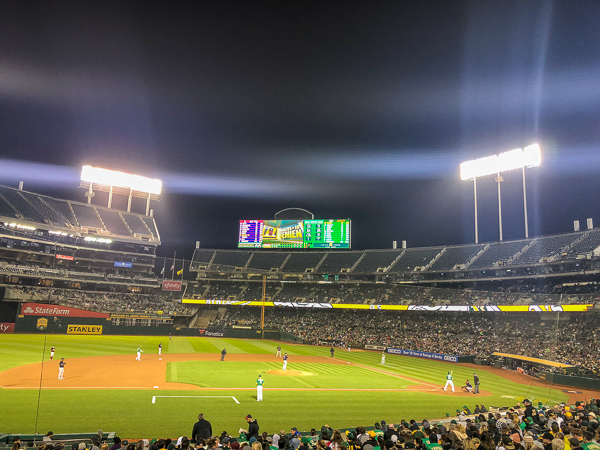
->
266, 369, 312, 376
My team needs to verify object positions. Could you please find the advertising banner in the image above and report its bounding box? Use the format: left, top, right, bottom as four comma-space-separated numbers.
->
387, 347, 458, 363
0, 323, 15, 333
198, 328, 225, 337
365, 344, 386, 351
114, 261, 133, 268
56, 254, 74, 261
162, 280, 182, 291
67, 324, 103, 335
20, 303, 110, 319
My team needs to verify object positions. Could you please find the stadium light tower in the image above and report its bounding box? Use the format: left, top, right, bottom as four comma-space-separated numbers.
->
80, 165, 162, 216
460, 144, 541, 243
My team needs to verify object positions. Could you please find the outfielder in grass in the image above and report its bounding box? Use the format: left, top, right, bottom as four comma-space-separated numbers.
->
443, 370, 455, 392
256, 375, 264, 401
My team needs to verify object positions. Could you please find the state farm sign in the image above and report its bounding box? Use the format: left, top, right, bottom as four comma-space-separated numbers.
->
162, 280, 182, 291
20, 303, 110, 318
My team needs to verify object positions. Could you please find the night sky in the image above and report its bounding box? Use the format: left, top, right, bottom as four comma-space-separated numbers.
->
1, 2, 600, 259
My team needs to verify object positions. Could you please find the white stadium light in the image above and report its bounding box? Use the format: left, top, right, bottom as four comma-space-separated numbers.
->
460, 144, 542, 243
81, 165, 162, 195
460, 144, 542, 181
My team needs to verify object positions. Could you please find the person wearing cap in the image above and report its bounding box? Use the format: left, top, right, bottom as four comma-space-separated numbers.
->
58, 358, 66, 380
473, 373, 480, 395
256, 375, 264, 401
221, 348, 227, 361
192, 413, 213, 443
524, 400, 538, 423
384, 425, 398, 441
581, 431, 600, 450
242, 415, 259, 440
282, 353, 288, 370
43, 432, 54, 443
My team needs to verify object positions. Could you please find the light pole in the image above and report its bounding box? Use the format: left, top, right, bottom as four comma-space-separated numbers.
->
460, 144, 541, 243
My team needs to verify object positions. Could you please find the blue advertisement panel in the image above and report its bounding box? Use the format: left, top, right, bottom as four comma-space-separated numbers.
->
114, 261, 133, 268
386, 348, 458, 363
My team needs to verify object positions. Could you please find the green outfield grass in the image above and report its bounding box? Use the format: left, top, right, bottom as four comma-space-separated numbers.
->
0, 334, 568, 439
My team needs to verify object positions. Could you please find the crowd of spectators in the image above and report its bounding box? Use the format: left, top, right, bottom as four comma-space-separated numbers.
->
4, 285, 193, 316
206, 307, 600, 371
15, 398, 599, 450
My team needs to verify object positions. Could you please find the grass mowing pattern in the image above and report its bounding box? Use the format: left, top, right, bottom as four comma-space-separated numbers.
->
0, 335, 568, 438
166, 361, 412, 389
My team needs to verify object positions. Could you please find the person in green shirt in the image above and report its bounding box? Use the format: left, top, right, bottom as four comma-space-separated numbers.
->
444, 371, 454, 392
581, 431, 600, 450
425, 433, 443, 450
256, 375, 264, 401
136, 346, 143, 361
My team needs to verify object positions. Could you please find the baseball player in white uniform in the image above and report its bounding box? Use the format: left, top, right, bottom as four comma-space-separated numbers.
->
381, 352, 386, 364
158, 343, 162, 356
444, 371, 455, 392
136, 346, 143, 361
276, 346, 282, 357
256, 375, 264, 401
282, 353, 288, 370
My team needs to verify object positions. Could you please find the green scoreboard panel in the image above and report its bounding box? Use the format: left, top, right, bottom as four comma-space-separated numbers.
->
304, 219, 351, 248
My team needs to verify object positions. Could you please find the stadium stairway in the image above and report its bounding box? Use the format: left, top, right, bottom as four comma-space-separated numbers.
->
189, 309, 219, 328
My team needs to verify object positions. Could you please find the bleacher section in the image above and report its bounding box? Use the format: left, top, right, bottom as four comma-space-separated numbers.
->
71, 203, 104, 229
0, 186, 46, 223
42, 197, 78, 225
123, 214, 152, 236
247, 252, 288, 271
389, 247, 442, 272
211, 250, 251, 271
512, 233, 580, 265
566, 229, 600, 256
281, 252, 325, 272
19, 191, 71, 228
430, 244, 484, 271
0, 195, 18, 219
316, 252, 361, 273
97, 209, 130, 236
469, 240, 527, 268
353, 250, 400, 273
142, 217, 159, 239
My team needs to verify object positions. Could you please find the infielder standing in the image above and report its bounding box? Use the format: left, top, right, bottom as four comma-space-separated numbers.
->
256, 375, 264, 401
50, 345, 55, 361
136, 346, 143, 361
276, 346, 281, 357
444, 371, 455, 392
282, 353, 288, 370
158, 343, 162, 356
58, 358, 66, 380
381, 352, 386, 364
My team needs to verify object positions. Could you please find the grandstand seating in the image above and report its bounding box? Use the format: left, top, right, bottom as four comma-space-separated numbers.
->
211, 250, 252, 270
352, 250, 400, 273
97, 209, 131, 236
566, 228, 600, 256
317, 252, 361, 273
71, 203, 105, 229
512, 233, 581, 265
247, 252, 289, 271
429, 244, 484, 271
388, 247, 442, 272
190, 250, 217, 270
42, 197, 78, 226
281, 252, 325, 272
142, 217, 159, 239
19, 191, 71, 228
122, 213, 152, 236
0, 186, 47, 223
0, 194, 18, 219
468, 240, 527, 268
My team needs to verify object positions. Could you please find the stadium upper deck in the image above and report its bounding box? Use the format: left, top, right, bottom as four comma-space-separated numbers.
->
190, 227, 600, 282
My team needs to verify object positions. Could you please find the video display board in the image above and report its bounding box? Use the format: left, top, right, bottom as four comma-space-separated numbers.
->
239, 219, 350, 249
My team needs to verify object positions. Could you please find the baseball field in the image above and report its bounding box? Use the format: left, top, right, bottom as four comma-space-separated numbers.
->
0, 334, 583, 438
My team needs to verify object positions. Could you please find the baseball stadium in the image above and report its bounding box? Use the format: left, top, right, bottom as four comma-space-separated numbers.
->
0, 173, 599, 449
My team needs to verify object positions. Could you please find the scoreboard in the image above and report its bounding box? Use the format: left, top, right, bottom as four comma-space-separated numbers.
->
239, 219, 351, 249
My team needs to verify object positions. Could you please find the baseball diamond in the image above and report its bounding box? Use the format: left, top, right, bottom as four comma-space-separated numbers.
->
1, 334, 598, 439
